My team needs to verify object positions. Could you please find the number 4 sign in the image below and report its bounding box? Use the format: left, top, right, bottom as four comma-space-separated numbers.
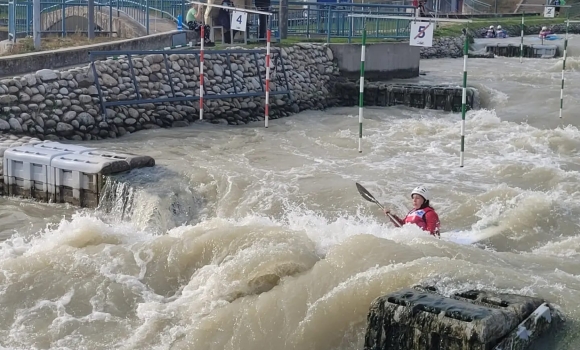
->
544, 6, 555, 18
410, 21, 434, 47
231, 11, 248, 31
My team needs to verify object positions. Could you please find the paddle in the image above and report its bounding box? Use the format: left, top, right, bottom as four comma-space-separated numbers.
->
355, 182, 402, 228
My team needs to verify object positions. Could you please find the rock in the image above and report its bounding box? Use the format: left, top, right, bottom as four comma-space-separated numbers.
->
0, 119, 10, 131
79, 95, 92, 104
125, 118, 137, 125
8, 118, 23, 133
63, 111, 77, 123
23, 74, 36, 86
56, 122, 74, 134
36, 69, 58, 81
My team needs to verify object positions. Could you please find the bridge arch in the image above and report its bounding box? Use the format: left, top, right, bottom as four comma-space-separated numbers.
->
40, 6, 146, 38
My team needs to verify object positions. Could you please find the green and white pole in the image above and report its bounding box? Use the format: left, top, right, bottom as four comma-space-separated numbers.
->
358, 29, 366, 153
560, 20, 569, 119
520, 13, 524, 63
460, 27, 468, 167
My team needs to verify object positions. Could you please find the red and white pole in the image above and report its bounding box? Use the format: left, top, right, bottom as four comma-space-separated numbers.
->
200, 25, 205, 120
264, 29, 271, 128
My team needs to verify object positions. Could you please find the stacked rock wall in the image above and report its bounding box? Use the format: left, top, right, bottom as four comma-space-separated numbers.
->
0, 44, 340, 140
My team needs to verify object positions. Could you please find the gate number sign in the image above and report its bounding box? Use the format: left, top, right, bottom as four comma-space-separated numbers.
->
544, 6, 555, 18
410, 21, 434, 47
231, 11, 248, 31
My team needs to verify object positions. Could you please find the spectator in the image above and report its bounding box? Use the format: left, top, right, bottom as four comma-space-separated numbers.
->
186, 3, 214, 46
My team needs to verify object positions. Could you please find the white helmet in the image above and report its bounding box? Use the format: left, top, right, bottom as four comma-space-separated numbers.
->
411, 186, 431, 201
489, 25, 494, 29
542, 26, 547, 30
497, 25, 502, 29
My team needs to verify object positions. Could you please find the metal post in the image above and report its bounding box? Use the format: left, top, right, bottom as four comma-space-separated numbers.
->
88, 0, 95, 39
109, 0, 113, 37
280, 0, 288, 39
460, 27, 468, 167
146, 0, 150, 34
200, 25, 205, 120
520, 12, 524, 63
560, 20, 569, 119
181, 0, 186, 30
33, 0, 40, 49
358, 29, 366, 153
265, 29, 271, 127
8, 0, 16, 43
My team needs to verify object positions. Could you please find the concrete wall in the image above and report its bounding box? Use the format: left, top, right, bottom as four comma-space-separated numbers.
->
0, 30, 198, 78
328, 42, 420, 81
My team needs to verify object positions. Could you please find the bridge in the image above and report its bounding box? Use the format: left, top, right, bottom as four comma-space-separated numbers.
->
41, 5, 147, 38
4, 0, 180, 40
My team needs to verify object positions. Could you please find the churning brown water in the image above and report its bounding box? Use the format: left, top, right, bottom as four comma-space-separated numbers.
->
1, 36, 580, 350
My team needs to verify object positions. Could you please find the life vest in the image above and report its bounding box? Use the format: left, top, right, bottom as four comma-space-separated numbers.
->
404, 207, 435, 231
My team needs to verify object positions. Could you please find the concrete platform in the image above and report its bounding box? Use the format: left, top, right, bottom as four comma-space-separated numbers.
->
364, 285, 563, 350
473, 35, 564, 58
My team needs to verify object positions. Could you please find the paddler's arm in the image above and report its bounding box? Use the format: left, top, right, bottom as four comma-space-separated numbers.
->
424, 210, 441, 237
383, 209, 404, 226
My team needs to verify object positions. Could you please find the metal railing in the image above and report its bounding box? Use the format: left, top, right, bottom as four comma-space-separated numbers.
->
3, 0, 416, 41
270, 2, 415, 40
463, 0, 492, 14
88, 48, 290, 113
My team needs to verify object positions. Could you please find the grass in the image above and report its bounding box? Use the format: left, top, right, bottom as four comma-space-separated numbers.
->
0, 34, 120, 56
434, 16, 569, 37
211, 35, 397, 49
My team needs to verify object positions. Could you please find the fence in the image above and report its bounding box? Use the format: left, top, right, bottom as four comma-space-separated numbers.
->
462, 0, 492, 14
2, 0, 417, 41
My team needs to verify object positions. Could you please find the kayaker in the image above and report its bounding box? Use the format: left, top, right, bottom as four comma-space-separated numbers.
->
383, 186, 441, 237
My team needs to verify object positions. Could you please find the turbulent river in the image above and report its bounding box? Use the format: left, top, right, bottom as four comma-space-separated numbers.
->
1, 36, 580, 350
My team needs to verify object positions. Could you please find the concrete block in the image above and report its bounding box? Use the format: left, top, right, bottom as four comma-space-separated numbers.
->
364, 286, 563, 350
328, 42, 420, 81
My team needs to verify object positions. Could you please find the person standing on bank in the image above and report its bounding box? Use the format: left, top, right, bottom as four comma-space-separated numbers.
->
186, 2, 214, 46
383, 186, 441, 237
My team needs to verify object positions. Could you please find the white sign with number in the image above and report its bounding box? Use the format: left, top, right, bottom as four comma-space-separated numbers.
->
544, 6, 555, 18
231, 11, 248, 31
410, 21, 434, 47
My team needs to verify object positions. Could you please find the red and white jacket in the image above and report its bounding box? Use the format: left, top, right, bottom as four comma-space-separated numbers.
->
390, 207, 440, 236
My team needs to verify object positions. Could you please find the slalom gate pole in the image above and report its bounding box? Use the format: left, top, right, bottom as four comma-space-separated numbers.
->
200, 25, 205, 120
520, 13, 524, 63
460, 25, 468, 167
560, 20, 570, 119
265, 29, 271, 128
358, 29, 366, 153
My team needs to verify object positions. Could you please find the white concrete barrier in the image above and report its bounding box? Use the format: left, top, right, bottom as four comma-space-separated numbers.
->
1, 139, 155, 207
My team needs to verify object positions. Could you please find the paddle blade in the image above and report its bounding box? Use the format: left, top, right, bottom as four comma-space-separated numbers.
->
356, 182, 402, 228
356, 182, 384, 209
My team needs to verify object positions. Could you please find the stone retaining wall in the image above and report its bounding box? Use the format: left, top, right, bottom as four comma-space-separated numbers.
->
0, 44, 340, 140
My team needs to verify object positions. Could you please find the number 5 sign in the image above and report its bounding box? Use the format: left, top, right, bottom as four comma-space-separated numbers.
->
410, 21, 433, 47
231, 11, 248, 31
